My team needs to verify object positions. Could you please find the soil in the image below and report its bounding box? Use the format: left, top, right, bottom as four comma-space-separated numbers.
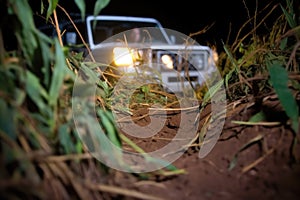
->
2, 91, 300, 200
106, 94, 300, 200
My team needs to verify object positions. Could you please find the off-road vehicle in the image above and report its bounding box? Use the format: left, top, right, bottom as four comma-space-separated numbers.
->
39, 15, 218, 93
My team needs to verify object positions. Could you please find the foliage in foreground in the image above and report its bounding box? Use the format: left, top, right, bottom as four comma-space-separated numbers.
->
218, 0, 299, 132
0, 0, 180, 199
216, 0, 300, 170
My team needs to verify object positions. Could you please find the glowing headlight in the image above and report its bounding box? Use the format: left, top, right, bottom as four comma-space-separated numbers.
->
113, 47, 134, 66
161, 54, 174, 69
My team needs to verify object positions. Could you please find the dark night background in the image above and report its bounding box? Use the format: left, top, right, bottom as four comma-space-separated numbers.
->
54, 0, 285, 50
4, 0, 294, 52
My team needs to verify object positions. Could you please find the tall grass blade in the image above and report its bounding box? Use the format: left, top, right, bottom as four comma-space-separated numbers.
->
97, 109, 122, 148
223, 44, 239, 90
94, 0, 110, 17
229, 134, 264, 170
75, 0, 86, 20
0, 99, 16, 139
25, 70, 49, 115
280, 0, 297, 28
46, 0, 59, 20
49, 39, 67, 107
268, 63, 299, 133
10, 0, 38, 66
93, 0, 110, 28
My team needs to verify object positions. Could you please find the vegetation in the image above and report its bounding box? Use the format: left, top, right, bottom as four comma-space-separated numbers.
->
216, 0, 300, 170
0, 0, 299, 199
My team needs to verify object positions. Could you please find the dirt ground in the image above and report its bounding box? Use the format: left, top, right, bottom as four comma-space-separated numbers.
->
107, 94, 300, 200
3, 91, 299, 200
1, 90, 300, 200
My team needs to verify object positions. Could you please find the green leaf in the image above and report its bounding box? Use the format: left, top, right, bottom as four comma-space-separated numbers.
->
46, 0, 59, 20
119, 133, 180, 172
10, 0, 36, 30
75, 141, 83, 154
81, 62, 100, 81
249, 111, 266, 122
0, 99, 17, 139
222, 43, 238, 90
58, 123, 74, 154
141, 85, 150, 94
268, 63, 299, 133
97, 109, 122, 148
280, 0, 296, 28
228, 156, 238, 171
201, 78, 225, 108
223, 43, 239, 73
228, 134, 264, 170
75, 0, 86, 20
10, 0, 38, 65
35, 31, 53, 87
97, 80, 111, 97
0, 67, 14, 96
279, 37, 288, 50
40, 0, 45, 14
93, 0, 110, 28
25, 70, 49, 115
74, 108, 123, 166
49, 39, 67, 107
93, 0, 110, 17
14, 88, 26, 106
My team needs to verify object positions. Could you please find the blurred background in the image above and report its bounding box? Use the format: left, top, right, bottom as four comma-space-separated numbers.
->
28, 0, 290, 52
56, 0, 284, 50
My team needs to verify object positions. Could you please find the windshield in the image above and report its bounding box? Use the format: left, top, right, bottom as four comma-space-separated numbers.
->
90, 20, 170, 45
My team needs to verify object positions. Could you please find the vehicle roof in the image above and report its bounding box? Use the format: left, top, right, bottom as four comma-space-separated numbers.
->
86, 15, 162, 25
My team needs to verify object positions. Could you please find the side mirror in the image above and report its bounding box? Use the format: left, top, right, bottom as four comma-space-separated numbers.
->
66, 32, 77, 45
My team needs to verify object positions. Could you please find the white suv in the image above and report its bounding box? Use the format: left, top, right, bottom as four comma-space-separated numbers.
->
53, 15, 218, 93
84, 15, 217, 93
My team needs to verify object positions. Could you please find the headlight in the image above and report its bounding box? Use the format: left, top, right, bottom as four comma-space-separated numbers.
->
113, 47, 150, 67
161, 54, 174, 69
113, 47, 134, 66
